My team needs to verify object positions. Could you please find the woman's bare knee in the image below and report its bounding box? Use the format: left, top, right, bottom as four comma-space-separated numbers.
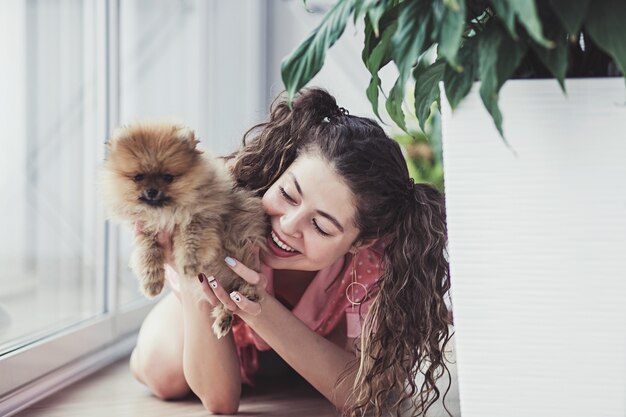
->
130, 293, 189, 399
129, 347, 145, 384
200, 395, 240, 415
147, 370, 189, 400
131, 345, 189, 399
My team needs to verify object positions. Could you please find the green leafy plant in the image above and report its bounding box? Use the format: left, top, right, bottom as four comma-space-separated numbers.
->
394, 110, 445, 192
281, 0, 626, 139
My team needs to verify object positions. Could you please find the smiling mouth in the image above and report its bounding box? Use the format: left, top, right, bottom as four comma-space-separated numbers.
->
268, 230, 300, 257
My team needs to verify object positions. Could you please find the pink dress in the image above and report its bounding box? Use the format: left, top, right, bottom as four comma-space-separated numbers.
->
164, 240, 385, 385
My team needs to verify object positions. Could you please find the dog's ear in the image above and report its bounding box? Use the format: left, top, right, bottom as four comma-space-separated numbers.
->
105, 125, 128, 156
173, 125, 200, 151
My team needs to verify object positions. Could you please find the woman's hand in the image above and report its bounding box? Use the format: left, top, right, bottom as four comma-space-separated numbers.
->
197, 256, 267, 319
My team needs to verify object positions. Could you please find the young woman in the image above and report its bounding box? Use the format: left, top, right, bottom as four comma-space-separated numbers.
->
129, 88, 454, 417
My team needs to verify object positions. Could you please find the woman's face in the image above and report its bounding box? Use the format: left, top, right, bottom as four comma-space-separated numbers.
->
261, 153, 360, 271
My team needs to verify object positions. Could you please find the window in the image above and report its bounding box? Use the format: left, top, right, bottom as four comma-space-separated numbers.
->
0, 1, 268, 414
0, 0, 106, 363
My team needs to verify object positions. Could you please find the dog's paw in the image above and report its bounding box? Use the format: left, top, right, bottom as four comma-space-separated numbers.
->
246, 292, 260, 303
237, 283, 260, 303
211, 306, 234, 339
142, 268, 165, 298
212, 314, 233, 339
143, 279, 164, 298
182, 263, 200, 277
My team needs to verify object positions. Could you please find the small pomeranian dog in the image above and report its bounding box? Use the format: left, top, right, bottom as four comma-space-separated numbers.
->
101, 122, 267, 338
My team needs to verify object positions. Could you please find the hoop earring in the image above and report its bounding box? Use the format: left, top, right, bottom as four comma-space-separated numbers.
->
345, 251, 368, 312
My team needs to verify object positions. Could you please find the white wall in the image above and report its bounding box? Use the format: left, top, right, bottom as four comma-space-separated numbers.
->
442, 78, 626, 417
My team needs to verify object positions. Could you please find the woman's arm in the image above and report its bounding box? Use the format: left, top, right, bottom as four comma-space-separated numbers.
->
210, 257, 359, 411
247, 295, 358, 407
178, 278, 242, 414
152, 228, 242, 414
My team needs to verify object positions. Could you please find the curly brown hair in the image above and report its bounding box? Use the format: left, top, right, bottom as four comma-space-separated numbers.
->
230, 88, 453, 417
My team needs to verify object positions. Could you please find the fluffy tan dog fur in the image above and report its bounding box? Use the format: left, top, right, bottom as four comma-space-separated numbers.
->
101, 123, 267, 338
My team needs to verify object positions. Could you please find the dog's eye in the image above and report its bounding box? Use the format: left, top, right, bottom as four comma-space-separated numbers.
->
162, 174, 174, 183
133, 174, 144, 182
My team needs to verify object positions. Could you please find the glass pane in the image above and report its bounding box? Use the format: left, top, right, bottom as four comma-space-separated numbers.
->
117, 0, 203, 306
0, 0, 104, 353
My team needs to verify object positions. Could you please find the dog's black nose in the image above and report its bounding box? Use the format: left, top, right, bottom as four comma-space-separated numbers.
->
146, 188, 158, 199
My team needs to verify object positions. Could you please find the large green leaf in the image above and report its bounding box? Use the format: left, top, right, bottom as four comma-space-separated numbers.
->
354, 0, 379, 23
362, 12, 376, 64
281, 0, 355, 104
391, 0, 433, 81
548, 0, 590, 34
414, 60, 445, 131
443, 36, 479, 109
586, 0, 626, 78
366, 75, 383, 120
490, 0, 553, 48
364, 20, 397, 119
489, 0, 514, 36
362, 4, 399, 69
386, 77, 408, 132
357, 0, 397, 36
364, 0, 401, 37
385, 0, 433, 132
478, 21, 527, 138
529, 19, 568, 92
432, 0, 466, 68
366, 1, 393, 37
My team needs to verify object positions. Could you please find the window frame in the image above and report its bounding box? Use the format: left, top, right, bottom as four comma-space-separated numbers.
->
0, 1, 271, 414
0, 1, 155, 414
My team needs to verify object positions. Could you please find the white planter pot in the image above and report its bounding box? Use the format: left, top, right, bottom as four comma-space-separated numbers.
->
441, 78, 626, 417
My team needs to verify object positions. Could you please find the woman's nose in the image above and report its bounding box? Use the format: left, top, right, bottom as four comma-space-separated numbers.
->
279, 209, 303, 239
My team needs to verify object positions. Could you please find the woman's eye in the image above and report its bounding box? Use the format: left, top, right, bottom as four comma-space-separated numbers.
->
312, 219, 330, 237
279, 186, 296, 204
162, 174, 174, 183
133, 174, 144, 182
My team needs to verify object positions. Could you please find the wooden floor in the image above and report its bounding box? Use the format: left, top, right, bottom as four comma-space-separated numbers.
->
16, 357, 339, 417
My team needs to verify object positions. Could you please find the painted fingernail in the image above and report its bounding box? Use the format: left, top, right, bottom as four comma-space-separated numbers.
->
198, 273, 205, 284
230, 292, 242, 303
208, 276, 218, 289
224, 257, 236, 267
